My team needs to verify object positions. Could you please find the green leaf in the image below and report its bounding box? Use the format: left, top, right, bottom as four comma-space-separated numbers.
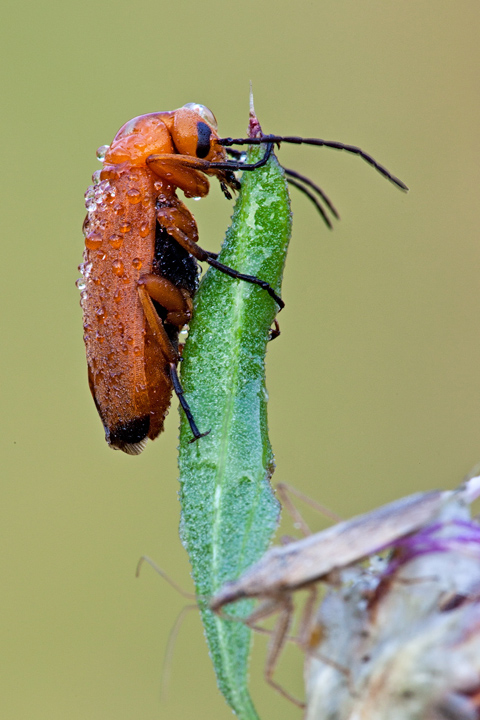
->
178, 138, 292, 719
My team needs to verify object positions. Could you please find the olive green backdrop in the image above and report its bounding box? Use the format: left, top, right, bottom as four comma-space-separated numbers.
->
2, 1, 480, 718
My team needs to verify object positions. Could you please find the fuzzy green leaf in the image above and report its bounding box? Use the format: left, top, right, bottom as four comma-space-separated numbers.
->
178, 140, 292, 719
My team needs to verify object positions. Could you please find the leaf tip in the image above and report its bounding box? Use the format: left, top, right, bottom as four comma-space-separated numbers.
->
248, 83, 262, 139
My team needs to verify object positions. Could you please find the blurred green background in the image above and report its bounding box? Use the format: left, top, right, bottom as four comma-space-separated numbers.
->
2, 1, 480, 717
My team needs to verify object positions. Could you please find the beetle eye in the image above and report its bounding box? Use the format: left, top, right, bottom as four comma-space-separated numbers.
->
196, 121, 212, 158
183, 103, 218, 129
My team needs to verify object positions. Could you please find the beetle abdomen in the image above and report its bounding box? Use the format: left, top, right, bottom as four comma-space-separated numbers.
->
80, 164, 173, 453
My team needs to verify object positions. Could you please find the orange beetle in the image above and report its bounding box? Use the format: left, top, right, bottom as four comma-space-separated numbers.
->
79, 102, 406, 454
79, 104, 283, 454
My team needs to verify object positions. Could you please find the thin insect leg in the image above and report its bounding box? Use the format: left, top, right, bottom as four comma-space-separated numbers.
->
213, 596, 279, 625
264, 598, 306, 708
213, 603, 297, 644
307, 645, 355, 696
287, 178, 333, 229
136, 556, 197, 600
227, 594, 301, 704
284, 167, 339, 219
276, 483, 312, 536
298, 587, 319, 649
161, 604, 198, 701
169, 363, 210, 441
206, 254, 284, 310
218, 135, 408, 192
276, 482, 343, 533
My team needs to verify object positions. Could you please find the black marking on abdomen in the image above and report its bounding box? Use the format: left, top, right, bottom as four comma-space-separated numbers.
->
153, 224, 199, 295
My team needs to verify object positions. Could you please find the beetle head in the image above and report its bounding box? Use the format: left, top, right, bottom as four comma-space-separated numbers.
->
172, 103, 226, 163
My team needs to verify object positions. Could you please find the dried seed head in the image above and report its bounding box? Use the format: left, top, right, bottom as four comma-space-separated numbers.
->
306, 487, 480, 720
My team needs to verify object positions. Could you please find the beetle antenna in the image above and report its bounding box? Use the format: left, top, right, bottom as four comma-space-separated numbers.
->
284, 168, 339, 219
222, 150, 338, 227
285, 167, 339, 223
218, 135, 408, 192
286, 178, 333, 229
225, 147, 246, 160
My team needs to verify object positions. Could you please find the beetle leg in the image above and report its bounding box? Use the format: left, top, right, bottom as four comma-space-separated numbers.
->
137, 283, 178, 364
156, 199, 200, 244
138, 275, 193, 327
156, 202, 284, 310
269, 319, 281, 341
138, 280, 205, 440
150, 145, 274, 174
147, 153, 240, 198
147, 154, 211, 198
169, 363, 210, 441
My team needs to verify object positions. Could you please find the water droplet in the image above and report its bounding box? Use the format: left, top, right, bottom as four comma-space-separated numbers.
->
120, 222, 131, 233
113, 289, 122, 303
127, 188, 142, 204
96, 306, 107, 323
139, 222, 150, 238
96, 145, 109, 161
101, 167, 117, 181
121, 344, 128, 353
85, 232, 103, 250
126, 336, 134, 345
114, 204, 124, 215
84, 186, 96, 211
75, 278, 86, 291
133, 346, 141, 356
79, 261, 93, 278
92, 170, 102, 184
192, 196, 202, 201
98, 180, 111, 195
112, 259, 125, 276
132, 257, 142, 270
118, 322, 124, 335
108, 234, 123, 249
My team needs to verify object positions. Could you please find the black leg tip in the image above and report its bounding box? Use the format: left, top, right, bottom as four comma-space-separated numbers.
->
189, 428, 211, 444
